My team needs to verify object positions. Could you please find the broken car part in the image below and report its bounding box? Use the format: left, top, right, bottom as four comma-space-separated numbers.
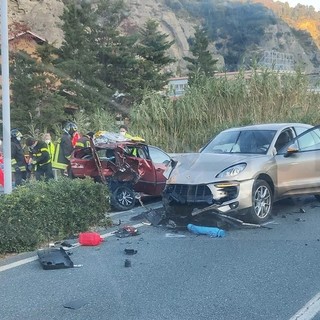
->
37, 247, 74, 270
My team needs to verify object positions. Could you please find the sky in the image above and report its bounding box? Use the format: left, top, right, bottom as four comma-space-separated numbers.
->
276, 0, 320, 11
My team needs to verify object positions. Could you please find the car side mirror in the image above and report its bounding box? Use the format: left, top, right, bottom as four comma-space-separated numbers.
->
284, 143, 299, 157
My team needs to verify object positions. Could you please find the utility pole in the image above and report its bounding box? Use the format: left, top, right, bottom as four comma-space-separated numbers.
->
1, 0, 13, 193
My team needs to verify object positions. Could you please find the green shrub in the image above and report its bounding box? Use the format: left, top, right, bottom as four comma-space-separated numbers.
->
0, 177, 110, 254
130, 70, 320, 152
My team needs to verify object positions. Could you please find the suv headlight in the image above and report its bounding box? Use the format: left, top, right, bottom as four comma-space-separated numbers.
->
216, 163, 247, 178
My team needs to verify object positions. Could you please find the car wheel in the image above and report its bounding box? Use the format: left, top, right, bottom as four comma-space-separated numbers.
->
111, 185, 136, 211
245, 179, 273, 224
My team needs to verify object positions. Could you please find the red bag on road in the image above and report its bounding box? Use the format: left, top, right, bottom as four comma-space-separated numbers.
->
78, 232, 103, 246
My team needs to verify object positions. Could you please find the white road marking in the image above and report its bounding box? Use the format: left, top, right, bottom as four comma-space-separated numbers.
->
289, 292, 320, 320
0, 256, 38, 272
0, 222, 145, 273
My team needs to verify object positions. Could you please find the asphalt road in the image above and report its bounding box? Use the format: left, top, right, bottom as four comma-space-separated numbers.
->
1, 196, 320, 320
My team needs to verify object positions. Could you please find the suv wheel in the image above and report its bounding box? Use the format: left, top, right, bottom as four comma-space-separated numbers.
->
111, 185, 136, 211
245, 179, 273, 224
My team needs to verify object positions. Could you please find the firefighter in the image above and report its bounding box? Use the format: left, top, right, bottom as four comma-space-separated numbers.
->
74, 131, 94, 149
26, 137, 54, 181
43, 133, 55, 161
52, 122, 77, 177
11, 129, 27, 186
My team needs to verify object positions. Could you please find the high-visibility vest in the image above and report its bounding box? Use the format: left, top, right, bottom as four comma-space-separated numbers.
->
47, 141, 55, 161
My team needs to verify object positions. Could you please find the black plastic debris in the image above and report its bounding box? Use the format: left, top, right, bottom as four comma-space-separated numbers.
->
60, 241, 73, 248
143, 208, 165, 226
37, 247, 74, 270
124, 259, 131, 267
124, 249, 137, 255
63, 299, 87, 310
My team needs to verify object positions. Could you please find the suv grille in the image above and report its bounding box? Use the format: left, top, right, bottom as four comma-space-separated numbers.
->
164, 184, 213, 204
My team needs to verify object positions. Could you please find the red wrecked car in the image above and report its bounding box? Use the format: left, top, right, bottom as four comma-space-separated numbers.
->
70, 132, 171, 211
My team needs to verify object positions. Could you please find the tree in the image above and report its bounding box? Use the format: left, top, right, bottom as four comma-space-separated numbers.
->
55, 0, 133, 112
10, 51, 66, 133
184, 25, 218, 84
133, 19, 175, 100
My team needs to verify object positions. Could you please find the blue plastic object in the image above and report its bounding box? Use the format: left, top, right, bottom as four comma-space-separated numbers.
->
187, 224, 226, 238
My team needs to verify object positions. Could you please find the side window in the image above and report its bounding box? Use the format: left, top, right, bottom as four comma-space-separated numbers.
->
296, 128, 320, 151
275, 130, 293, 153
148, 146, 170, 164
137, 148, 147, 159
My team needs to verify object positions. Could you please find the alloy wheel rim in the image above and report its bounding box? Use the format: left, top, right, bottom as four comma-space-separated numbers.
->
253, 185, 271, 218
118, 189, 134, 207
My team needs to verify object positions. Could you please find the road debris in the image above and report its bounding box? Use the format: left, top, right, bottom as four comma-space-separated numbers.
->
124, 259, 131, 267
63, 299, 87, 310
165, 233, 186, 238
292, 208, 306, 214
37, 247, 74, 270
78, 232, 104, 246
143, 208, 165, 225
190, 205, 272, 229
187, 224, 226, 238
114, 225, 139, 238
124, 249, 137, 255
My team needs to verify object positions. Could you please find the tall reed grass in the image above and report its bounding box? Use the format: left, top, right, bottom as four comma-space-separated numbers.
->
129, 70, 320, 152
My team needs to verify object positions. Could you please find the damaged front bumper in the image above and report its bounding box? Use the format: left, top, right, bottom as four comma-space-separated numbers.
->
163, 179, 254, 215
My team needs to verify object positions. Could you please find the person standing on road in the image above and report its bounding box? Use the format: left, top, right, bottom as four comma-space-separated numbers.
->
26, 137, 54, 181
11, 129, 28, 186
52, 122, 77, 177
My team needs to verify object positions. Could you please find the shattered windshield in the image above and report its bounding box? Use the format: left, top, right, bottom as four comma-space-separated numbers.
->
201, 130, 277, 154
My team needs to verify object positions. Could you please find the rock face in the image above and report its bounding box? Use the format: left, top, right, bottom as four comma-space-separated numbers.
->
7, 0, 320, 74
8, 0, 64, 45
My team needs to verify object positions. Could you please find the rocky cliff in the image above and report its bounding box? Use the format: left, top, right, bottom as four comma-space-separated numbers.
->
7, 0, 320, 74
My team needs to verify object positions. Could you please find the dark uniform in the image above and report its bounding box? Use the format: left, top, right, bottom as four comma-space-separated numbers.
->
11, 129, 27, 186
74, 132, 94, 149
26, 138, 54, 181
52, 122, 77, 177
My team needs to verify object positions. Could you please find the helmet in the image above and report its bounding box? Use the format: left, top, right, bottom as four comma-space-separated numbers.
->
64, 122, 78, 136
25, 137, 36, 147
11, 129, 23, 139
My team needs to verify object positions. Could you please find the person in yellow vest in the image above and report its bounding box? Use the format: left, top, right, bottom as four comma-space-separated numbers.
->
43, 133, 55, 161
52, 122, 77, 177
119, 125, 145, 142
119, 125, 145, 156
26, 137, 54, 181
43, 132, 57, 179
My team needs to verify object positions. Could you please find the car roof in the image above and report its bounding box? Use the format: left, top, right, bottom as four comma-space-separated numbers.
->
222, 123, 313, 132
95, 141, 147, 149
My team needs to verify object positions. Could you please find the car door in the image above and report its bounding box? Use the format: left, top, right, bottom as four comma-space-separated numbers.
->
275, 125, 320, 197
130, 145, 158, 195
147, 146, 171, 195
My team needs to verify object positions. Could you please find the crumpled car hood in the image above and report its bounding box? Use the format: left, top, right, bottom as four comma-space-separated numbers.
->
165, 152, 266, 184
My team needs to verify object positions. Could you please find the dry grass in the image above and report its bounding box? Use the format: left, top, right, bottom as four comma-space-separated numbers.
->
130, 70, 320, 152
